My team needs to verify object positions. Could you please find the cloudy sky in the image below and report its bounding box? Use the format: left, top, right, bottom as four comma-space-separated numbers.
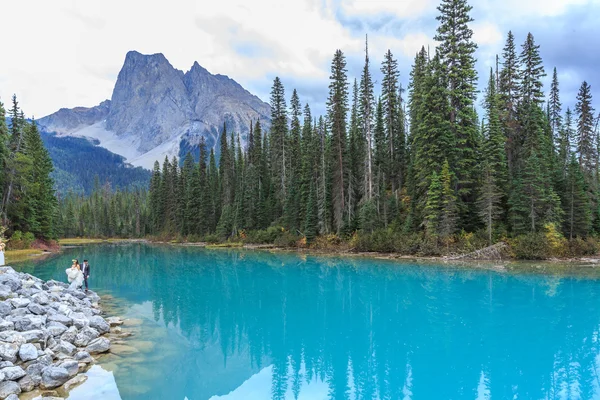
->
1, 0, 599, 119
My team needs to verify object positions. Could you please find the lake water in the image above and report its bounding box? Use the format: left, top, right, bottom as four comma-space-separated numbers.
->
12, 243, 600, 400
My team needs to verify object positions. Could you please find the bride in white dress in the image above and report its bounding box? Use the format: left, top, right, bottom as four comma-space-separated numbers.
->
0, 242, 5, 267
66, 259, 84, 290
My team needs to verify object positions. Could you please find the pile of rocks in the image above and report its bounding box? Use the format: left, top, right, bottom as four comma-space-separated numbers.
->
0, 266, 117, 399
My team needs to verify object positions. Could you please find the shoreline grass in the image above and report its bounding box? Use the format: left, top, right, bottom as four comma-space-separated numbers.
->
58, 238, 144, 246
5, 249, 47, 263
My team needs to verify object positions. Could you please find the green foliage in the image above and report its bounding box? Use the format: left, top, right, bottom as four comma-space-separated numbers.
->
8, 230, 35, 250
510, 233, 550, 260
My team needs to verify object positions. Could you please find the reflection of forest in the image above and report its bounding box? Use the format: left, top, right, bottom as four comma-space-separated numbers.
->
18, 244, 600, 399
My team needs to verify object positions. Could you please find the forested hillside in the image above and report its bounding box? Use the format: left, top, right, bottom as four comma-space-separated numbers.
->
53, 0, 600, 258
41, 133, 151, 195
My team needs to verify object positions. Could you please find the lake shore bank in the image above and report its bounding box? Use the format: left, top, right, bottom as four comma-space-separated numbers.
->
0, 266, 131, 399
52, 237, 600, 266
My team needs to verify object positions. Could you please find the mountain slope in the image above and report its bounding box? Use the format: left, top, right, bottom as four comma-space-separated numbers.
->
42, 132, 151, 195
38, 51, 271, 169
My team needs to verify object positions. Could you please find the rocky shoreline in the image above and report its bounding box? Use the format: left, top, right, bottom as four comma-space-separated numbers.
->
0, 266, 126, 399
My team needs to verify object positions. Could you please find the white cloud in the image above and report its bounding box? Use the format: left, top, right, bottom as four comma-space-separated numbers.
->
478, 0, 600, 18
472, 22, 503, 47
0, 0, 596, 118
341, 0, 433, 18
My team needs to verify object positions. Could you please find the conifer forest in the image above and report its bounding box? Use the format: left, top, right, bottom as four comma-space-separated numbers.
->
4, 0, 600, 258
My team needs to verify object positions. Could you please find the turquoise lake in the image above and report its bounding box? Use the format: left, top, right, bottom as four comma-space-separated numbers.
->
12, 243, 600, 400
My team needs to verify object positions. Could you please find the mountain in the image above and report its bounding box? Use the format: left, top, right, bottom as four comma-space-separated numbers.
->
38, 51, 271, 169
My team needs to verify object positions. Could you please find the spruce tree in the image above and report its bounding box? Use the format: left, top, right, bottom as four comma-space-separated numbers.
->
269, 77, 288, 212
381, 49, 404, 192
413, 54, 453, 224
0, 100, 8, 203
575, 81, 596, 180
439, 160, 459, 239
327, 49, 349, 233
424, 171, 441, 237
563, 155, 591, 238
359, 37, 375, 200
373, 98, 387, 223
549, 67, 563, 143
285, 89, 302, 230
498, 31, 522, 174
519, 33, 546, 107
347, 80, 363, 230
434, 0, 479, 221
558, 108, 574, 173
478, 70, 508, 244
149, 161, 162, 232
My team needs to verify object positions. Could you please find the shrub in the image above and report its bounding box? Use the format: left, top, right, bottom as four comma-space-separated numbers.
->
392, 232, 423, 255
23, 232, 35, 248
567, 237, 599, 257
544, 223, 568, 257
310, 234, 342, 250
510, 233, 550, 260
203, 234, 220, 244
274, 231, 300, 248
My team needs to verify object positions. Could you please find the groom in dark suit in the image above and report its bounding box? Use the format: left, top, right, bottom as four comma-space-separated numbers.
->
82, 260, 90, 292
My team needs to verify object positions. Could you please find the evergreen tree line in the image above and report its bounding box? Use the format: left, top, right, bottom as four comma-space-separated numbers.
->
56, 178, 148, 238
0, 95, 56, 241
141, 0, 600, 251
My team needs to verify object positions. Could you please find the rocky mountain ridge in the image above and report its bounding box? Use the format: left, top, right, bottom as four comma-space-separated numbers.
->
39, 51, 271, 169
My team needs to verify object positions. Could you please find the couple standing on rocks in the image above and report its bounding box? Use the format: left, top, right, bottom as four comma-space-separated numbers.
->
66, 260, 90, 292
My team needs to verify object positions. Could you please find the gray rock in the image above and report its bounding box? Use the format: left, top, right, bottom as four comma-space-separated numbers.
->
1, 366, 25, 380
48, 313, 72, 326
40, 366, 70, 389
85, 337, 110, 354
0, 302, 12, 318
0, 276, 21, 292
0, 343, 19, 362
18, 343, 38, 362
57, 340, 76, 356
27, 302, 46, 315
32, 292, 50, 305
58, 359, 79, 377
0, 320, 14, 332
0, 285, 11, 301
5, 394, 19, 400
25, 363, 45, 385
46, 336, 57, 350
47, 321, 68, 337
0, 331, 24, 344
17, 374, 34, 392
7, 298, 29, 309
60, 326, 78, 344
20, 330, 46, 344
63, 374, 87, 391
0, 380, 20, 398
106, 317, 123, 327
67, 290, 86, 300
70, 313, 89, 330
88, 316, 109, 334
8, 308, 28, 317
0, 361, 13, 368
13, 316, 44, 331
74, 326, 99, 347
74, 351, 93, 364
57, 304, 73, 317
